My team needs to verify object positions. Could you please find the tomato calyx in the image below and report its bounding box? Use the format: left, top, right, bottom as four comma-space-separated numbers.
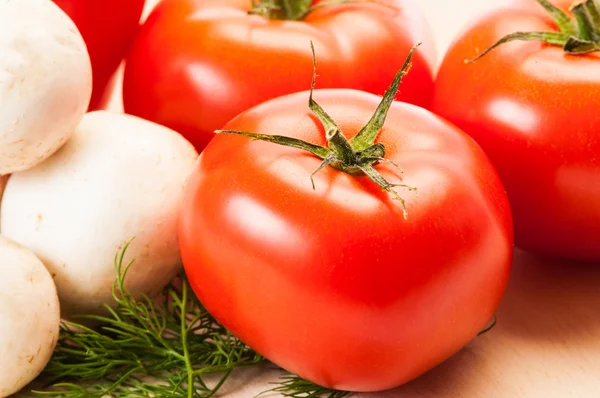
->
216, 43, 421, 218
468, 0, 600, 62
248, 0, 311, 20
247, 0, 396, 21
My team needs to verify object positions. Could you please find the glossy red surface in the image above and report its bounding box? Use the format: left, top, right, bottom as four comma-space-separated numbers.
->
433, 0, 600, 261
179, 89, 514, 391
122, 0, 437, 151
54, 0, 146, 110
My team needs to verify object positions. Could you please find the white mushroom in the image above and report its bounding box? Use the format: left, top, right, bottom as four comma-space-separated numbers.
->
0, 235, 60, 397
1, 111, 199, 319
0, 0, 92, 175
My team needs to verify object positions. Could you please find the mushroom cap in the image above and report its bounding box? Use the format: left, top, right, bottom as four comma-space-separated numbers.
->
1, 111, 199, 318
0, 235, 60, 397
0, 0, 92, 174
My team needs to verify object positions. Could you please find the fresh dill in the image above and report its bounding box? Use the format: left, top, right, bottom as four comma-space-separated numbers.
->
26, 240, 348, 398
261, 375, 351, 398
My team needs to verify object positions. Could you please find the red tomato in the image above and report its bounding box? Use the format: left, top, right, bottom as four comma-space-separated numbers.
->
122, 0, 437, 151
179, 86, 513, 390
54, 0, 146, 110
432, 0, 600, 261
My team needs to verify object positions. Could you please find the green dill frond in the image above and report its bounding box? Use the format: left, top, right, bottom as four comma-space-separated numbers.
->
25, 240, 350, 398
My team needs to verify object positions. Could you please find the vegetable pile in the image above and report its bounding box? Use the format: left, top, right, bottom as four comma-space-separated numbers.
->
0, 0, 597, 397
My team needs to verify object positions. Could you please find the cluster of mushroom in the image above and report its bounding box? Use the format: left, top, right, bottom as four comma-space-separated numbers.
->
0, 1, 198, 395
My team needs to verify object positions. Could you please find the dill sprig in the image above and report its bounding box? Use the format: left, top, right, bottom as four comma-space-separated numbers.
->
29, 240, 263, 398
261, 375, 351, 398
26, 240, 348, 398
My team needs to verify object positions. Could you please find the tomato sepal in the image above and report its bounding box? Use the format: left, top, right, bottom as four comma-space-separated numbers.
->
216, 42, 422, 218
248, 0, 398, 21
468, 0, 600, 62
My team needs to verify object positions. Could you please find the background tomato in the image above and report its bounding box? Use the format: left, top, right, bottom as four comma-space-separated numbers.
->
432, 0, 600, 262
122, 0, 437, 151
178, 87, 513, 391
54, 0, 146, 110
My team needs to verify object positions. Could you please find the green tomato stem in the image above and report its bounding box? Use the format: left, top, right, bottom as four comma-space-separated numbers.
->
215, 42, 422, 218
247, 0, 395, 21
248, 0, 313, 20
468, 0, 600, 62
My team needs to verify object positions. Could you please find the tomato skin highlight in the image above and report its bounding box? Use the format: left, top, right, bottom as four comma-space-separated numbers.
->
432, 0, 600, 262
179, 89, 513, 391
53, 0, 146, 110
122, 0, 437, 152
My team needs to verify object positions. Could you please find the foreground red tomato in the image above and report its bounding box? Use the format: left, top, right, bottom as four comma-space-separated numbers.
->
54, 0, 146, 110
123, 0, 436, 151
432, 0, 600, 261
179, 49, 513, 391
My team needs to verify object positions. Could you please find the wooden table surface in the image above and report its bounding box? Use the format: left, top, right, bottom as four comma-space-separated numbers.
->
107, 1, 600, 397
